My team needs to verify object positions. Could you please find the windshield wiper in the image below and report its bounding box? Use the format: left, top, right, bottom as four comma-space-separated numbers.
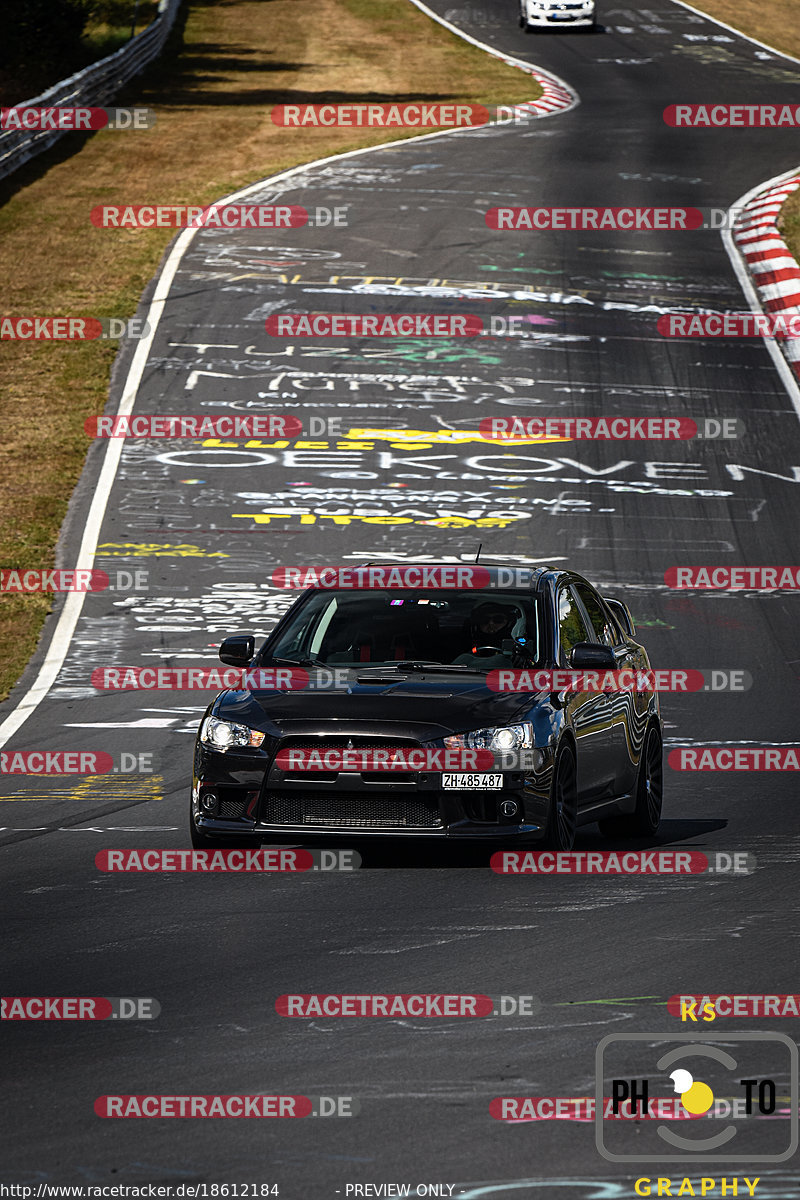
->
262, 655, 318, 668
361, 660, 486, 675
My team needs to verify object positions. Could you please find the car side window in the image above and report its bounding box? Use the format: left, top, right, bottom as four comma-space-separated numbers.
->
557, 586, 591, 663
574, 584, 619, 648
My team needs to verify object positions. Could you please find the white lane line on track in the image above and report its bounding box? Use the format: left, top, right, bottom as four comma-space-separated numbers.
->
0, 9, 577, 752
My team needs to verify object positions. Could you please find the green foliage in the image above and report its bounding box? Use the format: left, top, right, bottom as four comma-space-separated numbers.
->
1, 0, 90, 76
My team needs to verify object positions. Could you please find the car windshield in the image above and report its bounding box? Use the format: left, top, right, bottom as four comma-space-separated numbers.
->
262, 589, 540, 668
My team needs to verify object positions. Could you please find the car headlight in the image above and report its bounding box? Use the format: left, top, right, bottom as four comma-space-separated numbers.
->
200, 716, 265, 752
444, 723, 534, 752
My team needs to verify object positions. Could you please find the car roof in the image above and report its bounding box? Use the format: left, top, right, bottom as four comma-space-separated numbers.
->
343, 563, 566, 587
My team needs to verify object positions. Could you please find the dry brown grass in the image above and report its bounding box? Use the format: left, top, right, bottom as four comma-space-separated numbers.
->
690, 0, 800, 61
0, 0, 541, 703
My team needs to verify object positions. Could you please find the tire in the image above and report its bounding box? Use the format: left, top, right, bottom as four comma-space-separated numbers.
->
598, 725, 663, 839
543, 744, 578, 850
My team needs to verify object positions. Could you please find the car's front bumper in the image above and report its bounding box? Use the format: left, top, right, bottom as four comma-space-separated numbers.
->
192, 741, 553, 840
523, 8, 594, 26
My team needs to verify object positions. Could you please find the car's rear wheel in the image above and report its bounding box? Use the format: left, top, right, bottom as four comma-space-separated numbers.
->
598, 724, 663, 838
543, 743, 577, 850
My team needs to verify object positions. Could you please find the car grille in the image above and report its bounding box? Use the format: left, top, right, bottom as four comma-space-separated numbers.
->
219, 799, 247, 818
273, 735, 425, 782
261, 791, 443, 829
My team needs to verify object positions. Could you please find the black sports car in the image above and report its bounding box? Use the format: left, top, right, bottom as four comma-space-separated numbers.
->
190, 565, 662, 850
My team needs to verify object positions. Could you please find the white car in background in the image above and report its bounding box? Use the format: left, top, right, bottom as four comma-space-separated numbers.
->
519, 0, 596, 31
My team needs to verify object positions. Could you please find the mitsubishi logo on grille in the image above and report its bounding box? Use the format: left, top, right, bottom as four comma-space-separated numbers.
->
346, 739, 355, 750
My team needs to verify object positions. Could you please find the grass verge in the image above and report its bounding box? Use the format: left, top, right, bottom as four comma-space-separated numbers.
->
689, 1, 800, 295
0, 0, 541, 703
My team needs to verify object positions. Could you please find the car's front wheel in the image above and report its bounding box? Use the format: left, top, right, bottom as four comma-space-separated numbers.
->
543, 743, 577, 850
598, 724, 663, 839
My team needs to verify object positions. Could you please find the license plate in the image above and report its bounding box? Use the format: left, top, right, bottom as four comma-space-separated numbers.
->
442, 773, 503, 790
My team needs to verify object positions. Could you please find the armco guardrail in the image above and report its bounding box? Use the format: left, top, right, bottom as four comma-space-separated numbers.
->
0, 0, 181, 181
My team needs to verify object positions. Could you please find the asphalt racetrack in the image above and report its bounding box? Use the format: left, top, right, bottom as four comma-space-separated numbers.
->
2, 0, 800, 1194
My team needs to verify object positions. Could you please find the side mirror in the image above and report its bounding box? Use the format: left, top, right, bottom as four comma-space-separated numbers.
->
569, 642, 616, 669
604, 596, 635, 636
218, 635, 255, 667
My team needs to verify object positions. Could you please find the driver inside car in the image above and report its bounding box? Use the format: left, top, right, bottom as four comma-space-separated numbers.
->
452, 601, 520, 668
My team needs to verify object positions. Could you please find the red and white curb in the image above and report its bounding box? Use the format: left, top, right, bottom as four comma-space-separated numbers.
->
731, 171, 800, 381
407, 0, 578, 118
